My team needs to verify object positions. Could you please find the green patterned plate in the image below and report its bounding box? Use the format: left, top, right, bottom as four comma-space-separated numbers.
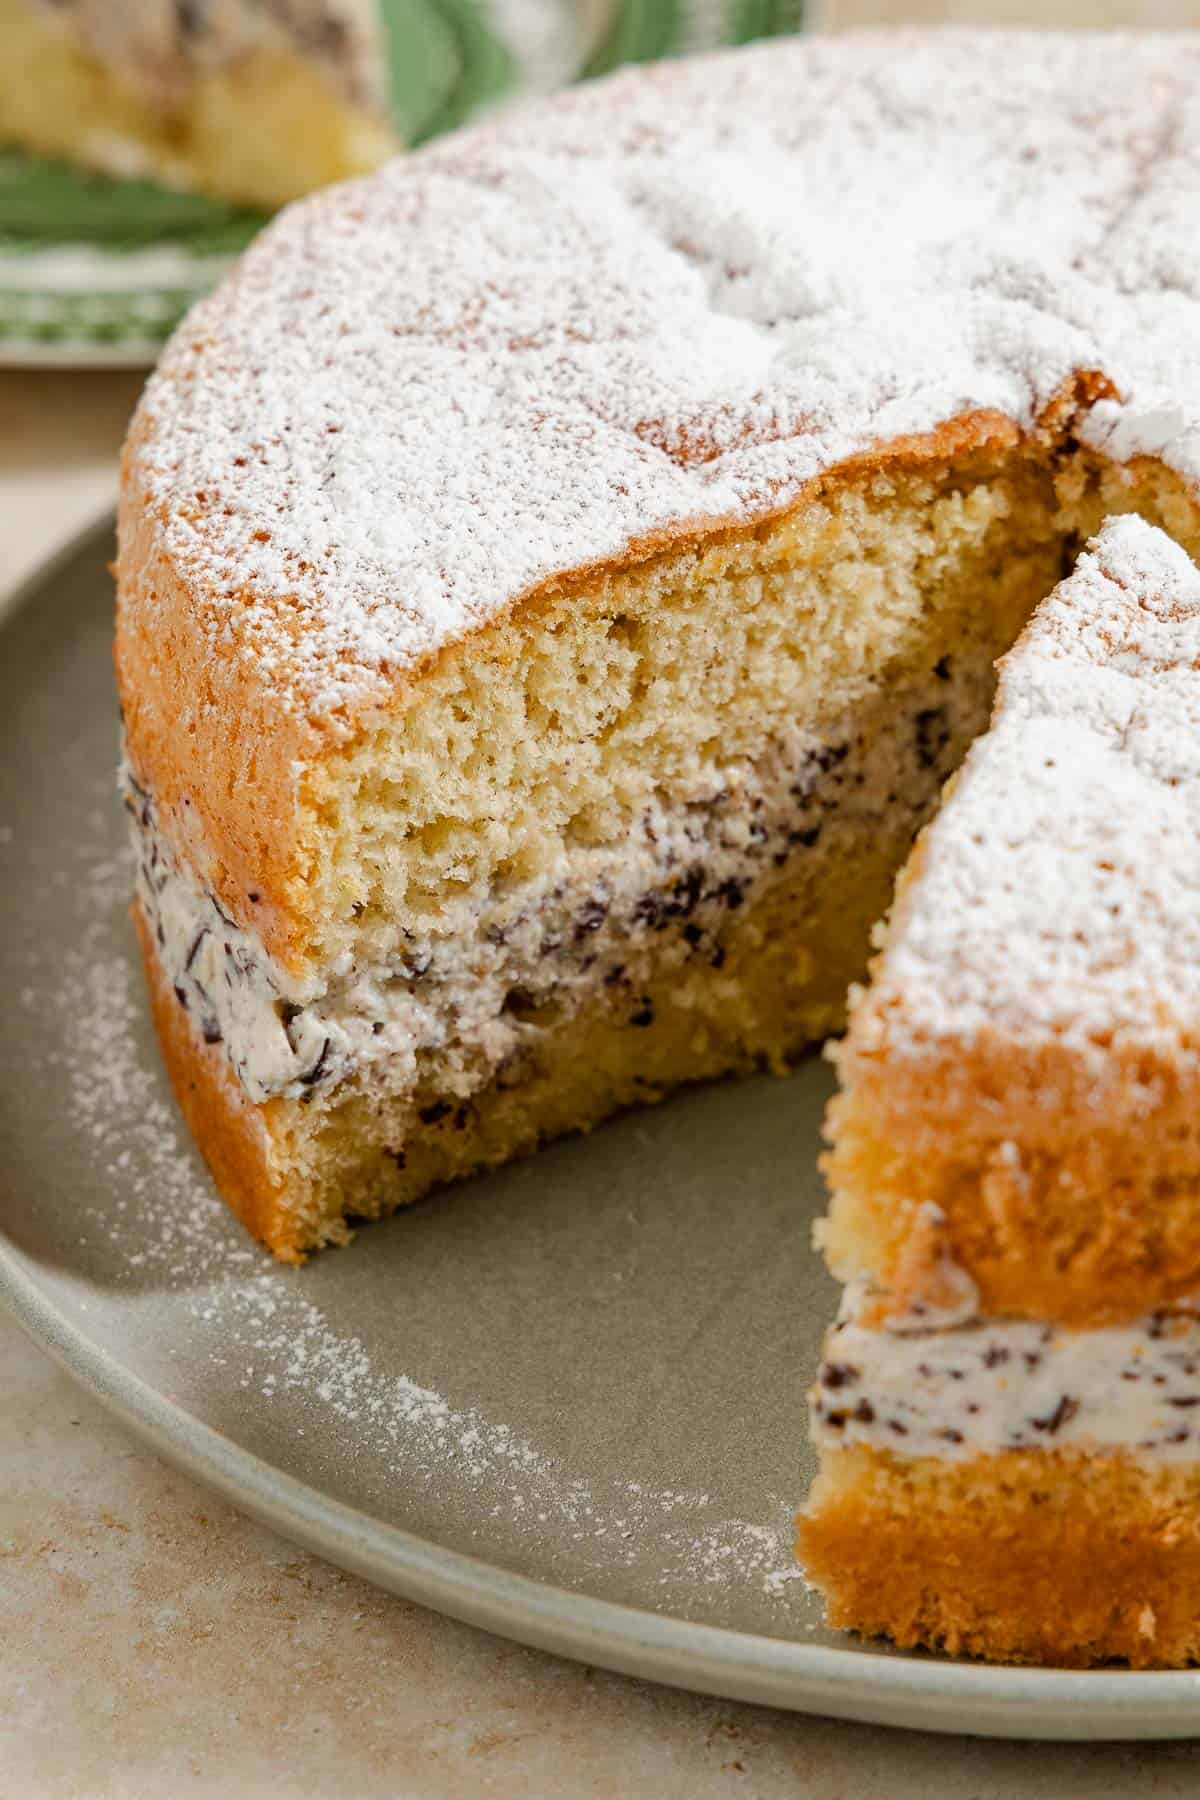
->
0, 0, 805, 367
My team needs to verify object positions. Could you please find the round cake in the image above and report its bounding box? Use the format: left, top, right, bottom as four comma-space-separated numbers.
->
116, 28, 1200, 1258
114, 24, 1200, 1667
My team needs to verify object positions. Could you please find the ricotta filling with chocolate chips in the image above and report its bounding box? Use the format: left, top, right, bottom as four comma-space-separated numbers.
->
811, 1281, 1200, 1463
123, 655, 986, 1106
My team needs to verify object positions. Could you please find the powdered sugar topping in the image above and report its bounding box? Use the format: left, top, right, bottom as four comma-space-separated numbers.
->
129, 30, 1200, 719
877, 515, 1200, 1053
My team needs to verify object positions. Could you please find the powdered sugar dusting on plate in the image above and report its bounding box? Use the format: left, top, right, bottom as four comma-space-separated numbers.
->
127, 30, 1200, 721
30, 797, 807, 1611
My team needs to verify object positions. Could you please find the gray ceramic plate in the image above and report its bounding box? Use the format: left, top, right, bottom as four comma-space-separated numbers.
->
3, 519, 1199, 1741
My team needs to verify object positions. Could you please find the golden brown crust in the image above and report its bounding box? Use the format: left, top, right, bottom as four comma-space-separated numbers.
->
133, 902, 302, 1262
798, 1445, 1200, 1669
116, 433, 321, 971
823, 1034, 1200, 1328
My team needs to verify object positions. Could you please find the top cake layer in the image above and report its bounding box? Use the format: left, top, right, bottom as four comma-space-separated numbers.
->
821, 515, 1200, 1325
858, 515, 1200, 1059
123, 29, 1200, 729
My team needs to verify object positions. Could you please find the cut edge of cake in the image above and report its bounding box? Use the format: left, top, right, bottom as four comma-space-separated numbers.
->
819, 514, 1200, 1328
801, 517, 1200, 1667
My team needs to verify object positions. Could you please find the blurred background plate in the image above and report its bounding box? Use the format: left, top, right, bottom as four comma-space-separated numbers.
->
0, 0, 806, 367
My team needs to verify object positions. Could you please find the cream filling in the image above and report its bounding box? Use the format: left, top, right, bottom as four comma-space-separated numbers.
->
125, 654, 986, 1106
810, 1281, 1200, 1464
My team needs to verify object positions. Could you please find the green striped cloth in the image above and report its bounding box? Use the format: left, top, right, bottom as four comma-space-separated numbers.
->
0, 0, 805, 360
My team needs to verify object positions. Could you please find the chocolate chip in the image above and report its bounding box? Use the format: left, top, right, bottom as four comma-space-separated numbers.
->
279, 1001, 304, 1054
575, 899, 607, 936
629, 1000, 655, 1027
176, 0, 208, 37
1032, 1394, 1079, 1435
710, 945, 727, 970
385, 1147, 406, 1169
682, 922, 704, 949
934, 655, 952, 681
604, 964, 626, 987
821, 1362, 859, 1389
661, 865, 705, 920
299, 1038, 331, 1088
915, 706, 951, 770
419, 1099, 452, 1125
853, 1399, 876, 1424
633, 894, 663, 930
983, 1346, 1010, 1368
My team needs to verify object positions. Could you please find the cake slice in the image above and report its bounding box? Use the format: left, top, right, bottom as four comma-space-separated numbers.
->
800, 516, 1200, 1667
0, 0, 397, 207
819, 514, 1200, 1328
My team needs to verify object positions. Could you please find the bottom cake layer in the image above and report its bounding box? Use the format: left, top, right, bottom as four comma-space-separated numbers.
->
134, 796, 907, 1259
800, 1287, 1200, 1666
798, 1443, 1200, 1669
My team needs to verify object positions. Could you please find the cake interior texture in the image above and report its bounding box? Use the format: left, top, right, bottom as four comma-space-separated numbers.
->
123, 426, 1200, 1261
0, 0, 395, 206
801, 1443, 1200, 1670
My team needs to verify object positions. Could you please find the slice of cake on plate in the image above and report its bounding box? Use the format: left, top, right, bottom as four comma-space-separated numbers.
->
0, 0, 397, 206
114, 33, 1200, 1263
800, 516, 1200, 1667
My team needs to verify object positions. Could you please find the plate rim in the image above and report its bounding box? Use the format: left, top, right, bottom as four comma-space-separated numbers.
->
0, 337, 160, 369
4, 518, 1200, 1741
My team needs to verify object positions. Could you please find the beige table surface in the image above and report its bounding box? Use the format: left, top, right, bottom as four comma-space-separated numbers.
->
4, 348, 1200, 1796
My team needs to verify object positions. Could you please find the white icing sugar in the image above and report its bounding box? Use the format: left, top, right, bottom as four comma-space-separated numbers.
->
128, 30, 1200, 721
811, 1280, 1200, 1465
868, 514, 1200, 1058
